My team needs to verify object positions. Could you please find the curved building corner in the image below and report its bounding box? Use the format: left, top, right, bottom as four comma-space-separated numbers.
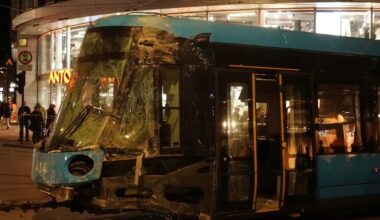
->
10, 0, 380, 109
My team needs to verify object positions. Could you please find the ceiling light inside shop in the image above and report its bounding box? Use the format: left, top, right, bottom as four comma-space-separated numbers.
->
227, 12, 256, 21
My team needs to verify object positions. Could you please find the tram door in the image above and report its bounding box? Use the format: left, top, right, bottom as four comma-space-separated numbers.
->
254, 74, 283, 212
217, 71, 284, 213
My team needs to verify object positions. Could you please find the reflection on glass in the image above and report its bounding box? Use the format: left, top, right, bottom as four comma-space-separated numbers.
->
284, 84, 312, 169
160, 67, 181, 149
256, 102, 268, 138
283, 78, 313, 197
316, 84, 362, 154
70, 26, 87, 69
262, 11, 314, 32
94, 77, 115, 112
223, 84, 250, 158
228, 174, 250, 201
364, 86, 380, 152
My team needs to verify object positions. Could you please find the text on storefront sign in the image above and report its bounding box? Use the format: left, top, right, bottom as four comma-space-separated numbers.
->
49, 69, 71, 84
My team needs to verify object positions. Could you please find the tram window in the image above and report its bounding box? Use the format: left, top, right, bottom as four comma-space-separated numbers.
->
222, 84, 250, 158
364, 86, 380, 152
91, 77, 115, 112
283, 77, 313, 197
160, 67, 181, 150
316, 84, 362, 154
283, 80, 313, 169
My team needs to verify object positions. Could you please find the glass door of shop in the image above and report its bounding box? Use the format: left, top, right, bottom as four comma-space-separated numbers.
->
216, 70, 284, 213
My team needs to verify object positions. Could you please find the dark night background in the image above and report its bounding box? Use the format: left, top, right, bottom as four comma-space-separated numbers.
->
0, 0, 11, 63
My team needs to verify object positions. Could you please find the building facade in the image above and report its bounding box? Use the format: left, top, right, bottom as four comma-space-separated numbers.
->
11, 0, 380, 109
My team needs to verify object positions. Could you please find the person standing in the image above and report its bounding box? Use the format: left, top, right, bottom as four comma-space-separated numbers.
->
30, 105, 43, 144
4, 98, 13, 129
18, 102, 31, 142
36, 103, 47, 127
45, 104, 56, 136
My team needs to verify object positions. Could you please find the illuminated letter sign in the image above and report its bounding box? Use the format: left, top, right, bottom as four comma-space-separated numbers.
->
49, 69, 71, 84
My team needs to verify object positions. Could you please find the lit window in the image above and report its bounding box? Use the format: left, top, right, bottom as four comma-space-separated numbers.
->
316, 84, 362, 154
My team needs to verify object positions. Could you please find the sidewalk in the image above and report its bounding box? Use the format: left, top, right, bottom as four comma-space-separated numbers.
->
0, 122, 34, 148
0, 122, 47, 220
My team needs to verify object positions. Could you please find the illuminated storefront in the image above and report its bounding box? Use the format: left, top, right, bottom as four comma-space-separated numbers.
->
12, 1, 380, 108
37, 26, 86, 109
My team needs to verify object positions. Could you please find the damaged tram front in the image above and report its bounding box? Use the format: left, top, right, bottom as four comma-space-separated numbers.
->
32, 16, 215, 218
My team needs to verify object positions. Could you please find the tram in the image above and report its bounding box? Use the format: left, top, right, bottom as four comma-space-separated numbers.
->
32, 15, 380, 219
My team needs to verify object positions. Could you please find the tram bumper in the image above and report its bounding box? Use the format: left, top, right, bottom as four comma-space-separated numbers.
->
31, 148, 104, 195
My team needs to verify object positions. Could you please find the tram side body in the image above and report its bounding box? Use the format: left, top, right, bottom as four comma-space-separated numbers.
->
31, 15, 380, 219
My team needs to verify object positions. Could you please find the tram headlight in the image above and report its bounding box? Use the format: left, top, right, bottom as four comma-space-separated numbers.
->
68, 155, 94, 176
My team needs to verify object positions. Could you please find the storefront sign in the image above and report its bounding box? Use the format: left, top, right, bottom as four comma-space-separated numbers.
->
49, 69, 71, 84
18, 51, 33, 65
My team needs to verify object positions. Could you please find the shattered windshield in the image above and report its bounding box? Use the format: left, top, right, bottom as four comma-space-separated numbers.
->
48, 26, 157, 154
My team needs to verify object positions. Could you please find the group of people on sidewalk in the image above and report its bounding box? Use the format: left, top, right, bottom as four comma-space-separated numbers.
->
18, 102, 56, 144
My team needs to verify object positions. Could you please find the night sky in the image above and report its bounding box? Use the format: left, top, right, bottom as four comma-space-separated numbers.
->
0, 0, 11, 62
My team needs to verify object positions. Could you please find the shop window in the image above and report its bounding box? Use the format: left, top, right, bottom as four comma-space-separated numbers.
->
208, 10, 258, 26
37, 75, 50, 109
316, 11, 371, 38
261, 10, 314, 32
373, 12, 380, 39
38, 33, 52, 74
160, 66, 181, 152
316, 84, 362, 154
169, 12, 207, 20
70, 26, 87, 69
52, 29, 67, 70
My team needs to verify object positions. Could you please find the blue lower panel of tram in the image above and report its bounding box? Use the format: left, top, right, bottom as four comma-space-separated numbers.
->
317, 153, 380, 199
31, 149, 104, 185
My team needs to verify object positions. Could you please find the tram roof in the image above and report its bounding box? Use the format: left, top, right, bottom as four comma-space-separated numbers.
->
92, 15, 380, 58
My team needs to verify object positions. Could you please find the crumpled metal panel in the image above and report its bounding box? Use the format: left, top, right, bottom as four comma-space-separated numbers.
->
31, 149, 104, 185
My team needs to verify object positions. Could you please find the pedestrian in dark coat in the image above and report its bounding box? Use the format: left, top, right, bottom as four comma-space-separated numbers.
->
30, 105, 43, 144
18, 102, 31, 142
45, 104, 56, 136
